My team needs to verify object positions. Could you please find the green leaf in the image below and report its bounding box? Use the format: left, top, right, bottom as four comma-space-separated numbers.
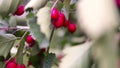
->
0, 56, 4, 61
30, 43, 40, 56
60, 42, 92, 68
0, 62, 5, 68
26, 12, 35, 19
56, 2, 64, 10
0, 34, 16, 58
9, 16, 17, 27
14, 30, 28, 37
27, 16, 49, 48
8, 0, 21, 13
16, 31, 29, 64
0, 0, 12, 17
36, 6, 51, 40
43, 53, 56, 68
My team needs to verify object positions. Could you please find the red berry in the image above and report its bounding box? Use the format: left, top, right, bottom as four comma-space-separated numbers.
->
6, 62, 17, 68
26, 35, 35, 47
68, 23, 76, 33
59, 13, 65, 20
41, 48, 46, 52
53, 13, 65, 28
14, 5, 24, 16
58, 54, 64, 62
17, 64, 26, 68
64, 19, 70, 27
51, 8, 59, 20
27, 61, 32, 66
116, 0, 120, 8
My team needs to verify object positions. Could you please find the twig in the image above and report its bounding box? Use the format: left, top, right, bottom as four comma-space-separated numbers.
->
47, 0, 59, 53
47, 27, 55, 53
17, 31, 28, 46
51, 0, 59, 10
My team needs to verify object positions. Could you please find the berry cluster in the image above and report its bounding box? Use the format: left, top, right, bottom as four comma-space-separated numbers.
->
26, 35, 35, 47
51, 8, 76, 33
5, 58, 26, 68
14, 5, 24, 16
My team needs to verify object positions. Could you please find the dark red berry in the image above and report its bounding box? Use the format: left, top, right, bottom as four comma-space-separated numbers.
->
64, 19, 70, 27
53, 13, 65, 28
27, 61, 32, 66
14, 5, 24, 16
51, 8, 59, 20
116, 0, 120, 8
6, 62, 17, 68
41, 48, 46, 52
26, 35, 35, 47
68, 23, 76, 33
17, 64, 26, 68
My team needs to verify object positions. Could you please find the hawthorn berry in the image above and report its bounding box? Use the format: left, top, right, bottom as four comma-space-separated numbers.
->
26, 35, 35, 47
68, 23, 76, 33
53, 13, 65, 28
27, 61, 32, 66
64, 19, 70, 27
17, 64, 26, 68
116, 0, 120, 8
59, 13, 65, 20
58, 54, 64, 62
14, 5, 24, 16
51, 8, 59, 20
6, 62, 17, 68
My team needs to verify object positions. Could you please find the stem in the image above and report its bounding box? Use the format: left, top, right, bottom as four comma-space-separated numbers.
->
16, 31, 28, 64
17, 31, 28, 45
51, 0, 59, 10
47, 27, 55, 53
46, 0, 59, 53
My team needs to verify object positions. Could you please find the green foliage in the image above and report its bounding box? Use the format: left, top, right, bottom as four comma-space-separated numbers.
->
43, 53, 56, 68
0, 34, 16, 58
16, 31, 29, 64
30, 43, 40, 56
27, 14, 49, 48
0, 0, 21, 17
9, 16, 17, 27
0, 62, 5, 68
29, 54, 42, 68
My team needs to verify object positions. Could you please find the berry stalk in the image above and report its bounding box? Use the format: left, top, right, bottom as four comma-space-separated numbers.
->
47, 0, 59, 53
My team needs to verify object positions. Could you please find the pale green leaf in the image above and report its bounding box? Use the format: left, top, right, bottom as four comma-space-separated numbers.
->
27, 16, 49, 48
36, 6, 51, 40
60, 42, 92, 68
0, 0, 12, 17
76, 0, 119, 39
0, 34, 16, 58
8, 0, 21, 13
25, 0, 47, 11
9, 16, 17, 27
